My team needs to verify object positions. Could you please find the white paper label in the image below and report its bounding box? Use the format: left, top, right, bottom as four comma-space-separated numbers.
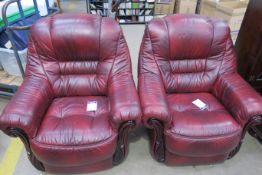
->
5, 41, 12, 49
192, 99, 208, 110
86, 101, 97, 112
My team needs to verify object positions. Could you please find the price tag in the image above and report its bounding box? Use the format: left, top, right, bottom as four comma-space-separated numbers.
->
192, 99, 208, 110
86, 101, 97, 112
5, 41, 12, 49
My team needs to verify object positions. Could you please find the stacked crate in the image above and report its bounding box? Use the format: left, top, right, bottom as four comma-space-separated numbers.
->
175, 0, 198, 14
154, 0, 198, 18
154, 0, 176, 18
200, 0, 249, 43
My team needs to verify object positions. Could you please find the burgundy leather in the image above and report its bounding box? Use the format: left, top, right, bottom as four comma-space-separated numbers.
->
165, 151, 228, 166
167, 93, 241, 137
138, 23, 171, 128
0, 77, 53, 138
213, 74, 262, 126
139, 14, 262, 165
33, 96, 115, 146
0, 13, 141, 173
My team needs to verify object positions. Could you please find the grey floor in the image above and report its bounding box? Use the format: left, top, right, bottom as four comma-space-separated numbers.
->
0, 24, 262, 175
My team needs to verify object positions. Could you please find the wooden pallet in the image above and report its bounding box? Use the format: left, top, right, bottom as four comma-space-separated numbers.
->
0, 70, 23, 86
0, 70, 23, 95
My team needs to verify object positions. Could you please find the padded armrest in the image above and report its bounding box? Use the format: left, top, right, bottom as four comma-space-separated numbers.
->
212, 73, 262, 126
0, 77, 53, 138
139, 73, 171, 128
108, 73, 142, 129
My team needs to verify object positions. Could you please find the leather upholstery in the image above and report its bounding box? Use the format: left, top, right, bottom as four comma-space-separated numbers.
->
33, 96, 115, 146
167, 93, 241, 137
213, 74, 262, 126
0, 77, 53, 138
139, 14, 262, 165
0, 13, 141, 173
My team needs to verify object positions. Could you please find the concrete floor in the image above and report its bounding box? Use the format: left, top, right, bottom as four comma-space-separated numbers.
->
0, 24, 262, 175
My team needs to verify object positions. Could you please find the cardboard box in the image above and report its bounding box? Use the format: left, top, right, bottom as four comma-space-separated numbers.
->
154, 0, 176, 15
200, 0, 247, 31
200, 0, 218, 17
215, 1, 248, 31
175, 0, 198, 14
231, 30, 239, 44
200, 0, 234, 17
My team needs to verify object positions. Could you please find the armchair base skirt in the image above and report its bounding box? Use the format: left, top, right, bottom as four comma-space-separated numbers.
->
148, 116, 262, 166
2, 121, 136, 173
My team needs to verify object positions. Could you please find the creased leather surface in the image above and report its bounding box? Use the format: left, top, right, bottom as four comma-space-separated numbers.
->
138, 25, 171, 127
165, 150, 228, 166
139, 14, 261, 165
0, 13, 141, 171
108, 32, 142, 128
33, 96, 115, 145
0, 77, 53, 138
213, 74, 262, 126
165, 93, 241, 157
31, 134, 117, 167
167, 93, 241, 137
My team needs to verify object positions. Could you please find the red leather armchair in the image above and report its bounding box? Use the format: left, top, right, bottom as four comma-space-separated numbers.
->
139, 15, 262, 166
0, 14, 141, 173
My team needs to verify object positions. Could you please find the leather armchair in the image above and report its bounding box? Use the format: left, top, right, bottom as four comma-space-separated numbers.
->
0, 14, 141, 173
138, 14, 262, 166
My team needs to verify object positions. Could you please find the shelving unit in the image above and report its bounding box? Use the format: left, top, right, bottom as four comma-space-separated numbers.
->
88, 0, 156, 24
116, 0, 155, 24
89, 0, 108, 17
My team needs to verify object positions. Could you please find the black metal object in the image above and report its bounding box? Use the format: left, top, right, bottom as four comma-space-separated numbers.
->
0, 0, 61, 98
113, 120, 136, 165
1, 0, 61, 79
195, 0, 202, 14
2, 0, 30, 77
86, 0, 91, 13
0, 83, 18, 97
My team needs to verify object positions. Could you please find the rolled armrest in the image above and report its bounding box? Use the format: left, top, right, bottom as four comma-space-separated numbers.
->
139, 73, 171, 128
212, 73, 262, 126
0, 77, 53, 138
108, 73, 142, 129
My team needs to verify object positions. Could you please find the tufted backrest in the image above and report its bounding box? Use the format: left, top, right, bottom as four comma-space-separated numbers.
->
139, 14, 237, 93
26, 13, 131, 97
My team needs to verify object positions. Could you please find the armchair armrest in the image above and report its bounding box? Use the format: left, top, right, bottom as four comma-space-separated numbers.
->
212, 73, 262, 126
108, 73, 142, 129
0, 77, 53, 138
139, 73, 171, 128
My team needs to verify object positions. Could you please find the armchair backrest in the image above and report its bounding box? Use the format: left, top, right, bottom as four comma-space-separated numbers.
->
139, 15, 237, 93
26, 14, 131, 97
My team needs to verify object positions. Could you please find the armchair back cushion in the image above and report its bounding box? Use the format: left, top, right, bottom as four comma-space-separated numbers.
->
27, 13, 130, 97
143, 15, 236, 93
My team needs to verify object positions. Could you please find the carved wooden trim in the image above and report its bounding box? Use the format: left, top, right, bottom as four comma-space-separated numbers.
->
248, 125, 262, 144
148, 119, 165, 162
228, 115, 262, 159
113, 120, 135, 165
4, 128, 45, 171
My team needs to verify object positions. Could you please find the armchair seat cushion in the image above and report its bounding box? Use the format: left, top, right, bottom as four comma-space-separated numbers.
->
165, 93, 242, 157
31, 96, 117, 166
